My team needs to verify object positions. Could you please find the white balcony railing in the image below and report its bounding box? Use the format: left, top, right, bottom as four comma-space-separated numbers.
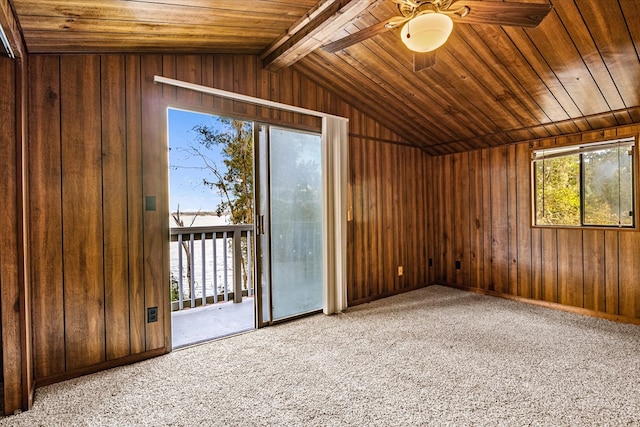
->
170, 225, 254, 311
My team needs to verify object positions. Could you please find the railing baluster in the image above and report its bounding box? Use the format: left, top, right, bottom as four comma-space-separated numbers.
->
201, 232, 206, 306
233, 230, 242, 303
246, 231, 253, 297
177, 234, 184, 310
190, 233, 195, 309
223, 231, 229, 302
212, 232, 218, 304
170, 224, 253, 312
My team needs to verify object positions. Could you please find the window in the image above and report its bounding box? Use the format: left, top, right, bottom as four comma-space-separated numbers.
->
532, 137, 636, 228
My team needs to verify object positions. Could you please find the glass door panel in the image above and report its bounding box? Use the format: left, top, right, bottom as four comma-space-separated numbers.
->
254, 123, 324, 324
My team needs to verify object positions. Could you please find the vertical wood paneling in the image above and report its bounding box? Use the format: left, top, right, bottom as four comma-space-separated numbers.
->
140, 55, 167, 351
125, 55, 146, 355
101, 55, 131, 361
507, 145, 518, 295
28, 55, 65, 378
453, 152, 470, 286
0, 56, 21, 414
604, 231, 620, 315
60, 55, 106, 370
466, 150, 480, 289
557, 229, 583, 308
582, 230, 605, 311
490, 146, 509, 293
515, 143, 532, 298
618, 232, 640, 318
481, 149, 492, 291
433, 130, 640, 322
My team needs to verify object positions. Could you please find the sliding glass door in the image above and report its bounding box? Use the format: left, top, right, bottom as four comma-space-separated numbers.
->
254, 124, 323, 324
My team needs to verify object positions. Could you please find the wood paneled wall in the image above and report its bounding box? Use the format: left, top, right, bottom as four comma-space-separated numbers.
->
1, 53, 34, 414
25, 53, 425, 385
429, 126, 640, 320
348, 133, 432, 305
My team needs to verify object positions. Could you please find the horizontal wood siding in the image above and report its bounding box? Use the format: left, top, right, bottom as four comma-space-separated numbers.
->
431, 125, 640, 320
26, 53, 421, 384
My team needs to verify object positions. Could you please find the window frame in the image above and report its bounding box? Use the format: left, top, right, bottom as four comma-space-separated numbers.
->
531, 135, 639, 230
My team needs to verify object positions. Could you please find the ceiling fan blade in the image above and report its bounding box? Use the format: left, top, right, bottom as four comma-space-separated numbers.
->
322, 17, 403, 53
414, 51, 437, 72
449, 1, 553, 28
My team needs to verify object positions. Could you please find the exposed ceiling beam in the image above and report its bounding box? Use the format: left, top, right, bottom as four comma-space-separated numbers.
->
0, 0, 25, 58
261, 0, 382, 71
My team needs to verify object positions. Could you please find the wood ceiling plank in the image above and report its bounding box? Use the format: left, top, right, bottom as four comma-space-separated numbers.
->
444, 27, 543, 131
551, 1, 628, 113
295, 54, 437, 151
577, 0, 640, 109
351, 10, 494, 140
503, 25, 584, 119
18, 16, 285, 39
21, 32, 274, 53
12, 0, 303, 25
511, 11, 610, 117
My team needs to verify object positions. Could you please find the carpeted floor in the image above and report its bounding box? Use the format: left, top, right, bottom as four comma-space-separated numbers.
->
2, 285, 639, 426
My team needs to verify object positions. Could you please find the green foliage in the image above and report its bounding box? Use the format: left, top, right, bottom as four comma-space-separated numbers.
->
535, 145, 635, 227
192, 117, 254, 225
535, 154, 581, 226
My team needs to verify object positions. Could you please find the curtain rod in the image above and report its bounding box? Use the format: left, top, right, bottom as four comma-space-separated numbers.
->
154, 75, 347, 122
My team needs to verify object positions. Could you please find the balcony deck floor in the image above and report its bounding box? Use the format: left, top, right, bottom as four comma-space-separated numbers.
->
171, 297, 255, 349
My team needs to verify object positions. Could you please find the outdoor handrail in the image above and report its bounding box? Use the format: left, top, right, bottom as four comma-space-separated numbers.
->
170, 224, 254, 311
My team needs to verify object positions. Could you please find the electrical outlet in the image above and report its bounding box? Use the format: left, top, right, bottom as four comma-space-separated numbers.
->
398, 266, 403, 276
147, 307, 158, 323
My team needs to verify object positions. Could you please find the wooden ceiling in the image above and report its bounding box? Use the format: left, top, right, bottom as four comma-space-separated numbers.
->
8, 0, 640, 154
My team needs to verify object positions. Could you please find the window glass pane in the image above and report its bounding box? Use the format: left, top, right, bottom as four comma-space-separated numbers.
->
535, 154, 581, 226
583, 146, 634, 226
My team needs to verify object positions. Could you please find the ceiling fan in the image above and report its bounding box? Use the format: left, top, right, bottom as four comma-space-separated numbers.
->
322, 0, 553, 72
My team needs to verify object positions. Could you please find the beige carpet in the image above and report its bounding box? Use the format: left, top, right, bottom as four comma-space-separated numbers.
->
2, 285, 639, 426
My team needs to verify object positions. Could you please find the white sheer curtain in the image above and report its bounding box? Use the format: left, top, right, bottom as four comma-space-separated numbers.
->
322, 116, 348, 315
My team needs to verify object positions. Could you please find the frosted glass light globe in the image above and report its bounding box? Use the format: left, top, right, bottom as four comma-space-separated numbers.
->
401, 13, 454, 53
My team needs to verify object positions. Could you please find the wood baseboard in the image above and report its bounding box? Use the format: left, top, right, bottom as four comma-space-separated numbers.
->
440, 282, 640, 326
35, 348, 167, 388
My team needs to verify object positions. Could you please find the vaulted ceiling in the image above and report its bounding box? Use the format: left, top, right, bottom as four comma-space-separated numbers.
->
8, 0, 640, 154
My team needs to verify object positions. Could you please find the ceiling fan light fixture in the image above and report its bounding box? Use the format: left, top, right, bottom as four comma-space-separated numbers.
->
401, 13, 453, 53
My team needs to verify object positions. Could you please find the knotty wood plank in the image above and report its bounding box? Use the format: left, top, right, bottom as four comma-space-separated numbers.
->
618, 232, 640, 318
367, 135, 381, 295
233, 55, 257, 117
213, 54, 234, 114
140, 54, 167, 351
582, 230, 605, 312
0, 56, 22, 415
556, 229, 583, 308
468, 149, 483, 289
541, 228, 558, 303
481, 148, 492, 291
125, 55, 146, 355
101, 55, 131, 361
176, 55, 202, 106
60, 55, 106, 370
515, 143, 532, 298
490, 146, 509, 294
507, 144, 518, 295
28, 55, 66, 379
604, 231, 619, 315
578, 0, 640, 109
453, 152, 470, 286
381, 141, 395, 292
442, 155, 455, 284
